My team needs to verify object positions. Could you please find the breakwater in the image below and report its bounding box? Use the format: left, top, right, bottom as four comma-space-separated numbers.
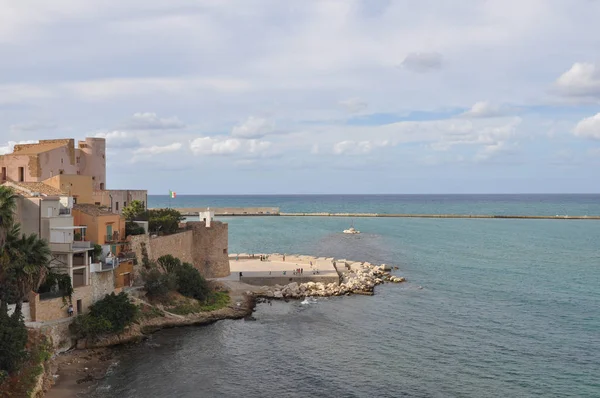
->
168, 207, 600, 219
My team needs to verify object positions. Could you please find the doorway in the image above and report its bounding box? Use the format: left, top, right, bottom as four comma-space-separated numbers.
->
123, 273, 131, 287
76, 299, 82, 314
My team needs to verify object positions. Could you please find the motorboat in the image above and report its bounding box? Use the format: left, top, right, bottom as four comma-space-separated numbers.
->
343, 221, 360, 234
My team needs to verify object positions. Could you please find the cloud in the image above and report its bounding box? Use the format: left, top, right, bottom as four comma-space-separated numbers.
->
133, 142, 182, 155
123, 112, 185, 130
0, 140, 39, 155
9, 121, 58, 133
231, 117, 275, 138
339, 98, 368, 114
474, 141, 516, 162
399, 52, 443, 73
460, 101, 513, 118
189, 136, 272, 156
555, 62, 600, 100
573, 113, 600, 140
94, 131, 141, 148
332, 140, 390, 155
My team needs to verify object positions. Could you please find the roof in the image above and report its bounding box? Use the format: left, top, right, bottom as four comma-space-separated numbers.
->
73, 203, 117, 216
11, 141, 70, 155
4, 181, 68, 197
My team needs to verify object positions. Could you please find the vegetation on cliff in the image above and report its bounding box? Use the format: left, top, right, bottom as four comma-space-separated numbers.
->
0, 186, 52, 383
70, 292, 139, 339
141, 253, 229, 313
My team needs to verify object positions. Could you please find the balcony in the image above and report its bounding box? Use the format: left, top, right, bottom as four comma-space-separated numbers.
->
105, 231, 122, 243
73, 240, 92, 249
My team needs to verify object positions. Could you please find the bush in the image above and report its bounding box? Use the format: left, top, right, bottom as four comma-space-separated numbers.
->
175, 263, 210, 301
142, 268, 177, 299
126, 222, 146, 237
0, 306, 28, 374
148, 208, 183, 235
157, 254, 181, 274
70, 292, 138, 338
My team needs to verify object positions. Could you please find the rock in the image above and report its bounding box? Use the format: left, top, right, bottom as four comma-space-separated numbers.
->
274, 291, 283, 298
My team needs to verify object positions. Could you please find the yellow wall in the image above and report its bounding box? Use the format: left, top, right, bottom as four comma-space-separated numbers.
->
73, 210, 126, 252
44, 174, 93, 204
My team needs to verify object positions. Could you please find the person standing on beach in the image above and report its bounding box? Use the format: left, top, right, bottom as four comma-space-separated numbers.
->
283, 254, 286, 262
239, 271, 243, 280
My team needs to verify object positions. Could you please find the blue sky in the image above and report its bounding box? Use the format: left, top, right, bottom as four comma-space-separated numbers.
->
0, 0, 599, 194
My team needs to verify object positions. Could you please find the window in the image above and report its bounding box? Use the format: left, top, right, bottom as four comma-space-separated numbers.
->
73, 197, 77, 204
223, 248, 227, 254
95, 202, 101, 205
59, 169, 64, 175
124, 202, 127, 208
18, 167, 24, 182
100, 183, 104, 190
115, 202, 119, 211
61, 158, 63, 164
76, 156, 80, 164
1, 167, 6, 181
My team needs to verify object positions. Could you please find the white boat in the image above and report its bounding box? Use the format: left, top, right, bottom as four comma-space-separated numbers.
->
343, 221, 360, 234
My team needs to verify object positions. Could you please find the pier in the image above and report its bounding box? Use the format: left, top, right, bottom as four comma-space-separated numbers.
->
170, 207, 600, 220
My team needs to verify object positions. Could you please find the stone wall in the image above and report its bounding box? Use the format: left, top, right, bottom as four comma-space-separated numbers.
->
29, 285, 93, 322
189, 221, 229, 278
130, 221, 230, 279
91, 270, 115, 302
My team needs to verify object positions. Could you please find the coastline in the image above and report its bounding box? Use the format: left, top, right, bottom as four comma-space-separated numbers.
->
41, 254, 405, 397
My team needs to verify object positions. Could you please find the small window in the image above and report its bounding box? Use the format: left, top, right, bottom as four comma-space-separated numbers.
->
95, 202, 101, 205
223, 248, 227, 254
92, 176, 95, 180
76, 156, 80, 164
61, 158, 63, 164
100, 182, 104, 190
115, 202, 119, 211
124, 202, 127, 208
73, 197, 77, 204
18, 167, 24, 182
59, 169, 64, 175
1, 167, 6, 181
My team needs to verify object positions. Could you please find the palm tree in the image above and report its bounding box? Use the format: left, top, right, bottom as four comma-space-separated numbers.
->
0, 185, 17, 248
3, 224, 51, 316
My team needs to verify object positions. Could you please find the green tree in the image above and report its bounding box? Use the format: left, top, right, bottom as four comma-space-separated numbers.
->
148, 208, 183, 235
70, 292, 138, 338
122, 200, 147, 222
92, 244, 103, 262
0, 301, 28, 375
0, 186, 16, 248
3, 225, 51, 316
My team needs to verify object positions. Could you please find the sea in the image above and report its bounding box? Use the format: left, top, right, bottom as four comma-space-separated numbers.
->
90, 195, 600, 398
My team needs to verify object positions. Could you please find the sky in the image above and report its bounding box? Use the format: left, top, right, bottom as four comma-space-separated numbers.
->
1, 0, 600, 194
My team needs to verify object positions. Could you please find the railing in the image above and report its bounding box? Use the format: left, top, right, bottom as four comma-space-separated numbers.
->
59, 208, 71, 215
105, 232, 121, 243
73, 241, 92, 249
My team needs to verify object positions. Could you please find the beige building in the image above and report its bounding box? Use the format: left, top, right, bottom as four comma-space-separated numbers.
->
0, 138, 106, 190
0, 136, 147, 214
4, 181, 94, 289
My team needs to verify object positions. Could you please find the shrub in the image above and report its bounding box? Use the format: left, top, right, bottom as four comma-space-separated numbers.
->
126, 222, 146, 237
70, 292, 138, 338
157, 254, 181, 274
142, 268, 177, 299
148, 208, 183, 235
175, 263, 210, 301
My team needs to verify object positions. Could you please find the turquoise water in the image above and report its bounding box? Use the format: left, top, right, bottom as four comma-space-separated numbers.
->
94, 196, 600, 397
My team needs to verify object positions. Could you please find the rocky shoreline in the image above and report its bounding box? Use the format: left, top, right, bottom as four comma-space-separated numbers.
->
257, 262, 406, 299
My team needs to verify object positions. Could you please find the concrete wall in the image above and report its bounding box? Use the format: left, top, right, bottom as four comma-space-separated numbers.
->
241, 275, 339, 286
92, 190, 148, 214
78, 138, 106, 191
15, 196, 41, 236
91, 270, 115, 302
6, 303, 31, 322
29, 285, 93, 322
44, 174, 94, 204
130, 221, 230, 279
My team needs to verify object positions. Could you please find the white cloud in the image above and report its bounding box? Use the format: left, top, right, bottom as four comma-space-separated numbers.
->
189, 136, 273, 156
134, 142, 182, 155
0, 140, 39, 155
124, 112, 185, 130
460, 101, 512, 118
399, 52, 443, 73
231, 117, 275, 138
339, 97, 368, 114
190, 137, 242, 156
573, 113, 600, 140
94, 131, 141, 148
332, 140, 390, 155
555, 62, 600, 100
